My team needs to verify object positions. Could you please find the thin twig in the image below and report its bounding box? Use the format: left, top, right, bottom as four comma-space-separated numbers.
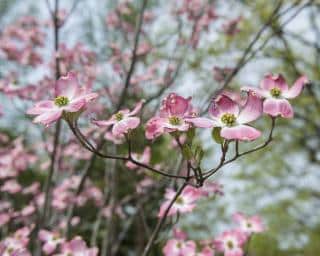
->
116, 0, 149, 110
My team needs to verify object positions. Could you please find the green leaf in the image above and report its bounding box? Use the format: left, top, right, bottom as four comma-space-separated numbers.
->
182, 144, 193, 160
186, 128, 196, 143
212, 127, 224, 144
194, 145, 204, 164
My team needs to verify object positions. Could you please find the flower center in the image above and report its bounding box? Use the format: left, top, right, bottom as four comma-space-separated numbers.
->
169, 116, 181, 126
227, 240, 234, 249
176, 196, 184, 204
270, 87, 281, 97
54, 96, 69, 107
221, 113, 236, 126
247, 222, 252, 228
115, 112, 124, 121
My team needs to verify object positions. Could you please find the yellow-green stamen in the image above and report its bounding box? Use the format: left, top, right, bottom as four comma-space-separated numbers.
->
270, 87, 281, 97
176, 196, 184, 204
169, 116, 181, 126
221, 113, 236, 127
227, 240, 234, 249
54, 96, 69, 107
115, 112, 124, 121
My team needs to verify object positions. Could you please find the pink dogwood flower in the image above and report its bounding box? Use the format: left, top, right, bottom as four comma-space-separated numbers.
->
214, 229, 247, 256
188, 92, 263, 141
158, 186, 202, 218
27, 72, 98, 126
163, 239, 196, 256
233, 212, 265, 235
39, 230, 65, 254
126, 146, 151, 169
145, 93, 199, 140
242, 74, 309, 118
56, 237, 98, 256
93, 100, 144, 137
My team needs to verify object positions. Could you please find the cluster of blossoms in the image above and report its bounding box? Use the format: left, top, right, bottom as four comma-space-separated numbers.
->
38, 231, 98, 255
163, 212, 264, 256
106, 0, 154, 33
27, 71, 308, 144
146, 74, 308, 141
0, 16, 44, 66
0, 226, 97, 256
158, 181, 223, 218
53, 43, 98, 81
175, 0, 218, 48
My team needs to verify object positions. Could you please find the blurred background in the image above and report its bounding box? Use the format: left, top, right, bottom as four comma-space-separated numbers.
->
0, 0, 319, 255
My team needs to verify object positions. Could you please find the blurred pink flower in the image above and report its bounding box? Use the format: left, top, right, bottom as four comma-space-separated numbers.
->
233, 212, 265, 235
158, 186, 202, 217
39, 230, 65, 255
214, 229, 247, 256
163, 239, 196, 256
126, 146, 151, 169
57, 237, 98, 256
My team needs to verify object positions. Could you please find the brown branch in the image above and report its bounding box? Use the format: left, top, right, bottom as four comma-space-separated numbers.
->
141, 182, 189, 256
116, 0, 149, 110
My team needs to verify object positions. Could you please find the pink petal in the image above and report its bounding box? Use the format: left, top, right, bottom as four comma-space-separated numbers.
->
128, 99, 145, 116
112, 117, 140, 136
185, 117, 217, 128
232, 212, 246, 223
237, 92, 262, 124
92, 119, 116, 127
209, 95, 239, 118
241, 86, 270, 98
263, 98, 293, 118
260, 74, 288, 91
221, 125, 261, 141
145, 117, 165, 140
39, 230, 51, 241
43, 243, 56, 254
33, 110, 62, 126
165, 93, 191, 116
282, 75, 309, 99
55, 71, 80, 98
27, 100, 56, 115
73, 92, 99, 102
64, 98, 86, 112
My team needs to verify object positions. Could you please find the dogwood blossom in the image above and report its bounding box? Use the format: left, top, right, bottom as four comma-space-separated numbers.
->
158, 186, 202, 217
145, 93, 199, 140
214, 229, 247, 256
27, 72, 98, 126
188, 91, 263, 141
56, 237, 98, 256
126, 146, 151, 169
93, 100, 144, 137
233, 212, 265, 235
39, 230, 65, 254
242, 74, 309, 118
